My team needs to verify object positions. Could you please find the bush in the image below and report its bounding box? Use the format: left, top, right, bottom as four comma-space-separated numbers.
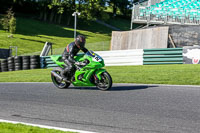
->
101, 12, 110, 21
0, 17, 9, 31
0, 8, 16, 34
9, 16, 16, 34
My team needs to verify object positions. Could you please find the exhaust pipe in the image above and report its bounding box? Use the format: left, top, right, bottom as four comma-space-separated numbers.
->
51, 71, 63, 81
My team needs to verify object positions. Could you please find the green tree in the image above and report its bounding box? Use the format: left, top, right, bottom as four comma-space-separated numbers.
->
0, 8, 15, 32
107, 0, 133, 17
108, 0, 118, 16
9, 16, 16, 34
61, 0, 75, 25
117, 0, 131, 17
8, 0, 111, 25
48, 0, 62, 22
0, 17, 10, 31
37, 0, 74, 24
38, 0, 51, 21
80, 0, 108, 20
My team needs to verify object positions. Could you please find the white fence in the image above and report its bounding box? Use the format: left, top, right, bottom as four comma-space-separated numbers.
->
41, 48, 185, 68
96, 49, 144, 66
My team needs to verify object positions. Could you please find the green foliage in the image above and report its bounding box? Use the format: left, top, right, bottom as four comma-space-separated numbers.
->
1, 0, 133, 25
0, 8, 16, 34
78, 0, 107, 21
0, 8, 14, 31
9, 16, 16, 34
0, 17, 9, 31
108, 0, 132, 17
100, 12, 110, 21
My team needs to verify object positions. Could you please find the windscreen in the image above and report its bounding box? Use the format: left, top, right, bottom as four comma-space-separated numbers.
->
85, 50, 95, 57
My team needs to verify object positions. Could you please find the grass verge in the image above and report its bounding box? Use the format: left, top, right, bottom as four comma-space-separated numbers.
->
0, 122, 76, 133
0, 64, 200, 85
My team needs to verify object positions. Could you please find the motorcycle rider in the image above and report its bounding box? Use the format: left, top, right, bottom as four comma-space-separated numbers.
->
61, 35, 88, 82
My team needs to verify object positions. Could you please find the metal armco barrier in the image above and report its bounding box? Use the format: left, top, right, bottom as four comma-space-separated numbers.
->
143, 48, 183, 65
40, 56, 58, 68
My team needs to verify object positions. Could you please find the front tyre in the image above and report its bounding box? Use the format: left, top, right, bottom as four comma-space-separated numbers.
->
96, 72, 112, 91
51, 68, 70, 89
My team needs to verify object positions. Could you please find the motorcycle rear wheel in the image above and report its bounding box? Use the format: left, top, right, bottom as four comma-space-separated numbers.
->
96, 72, 112, 91
51, 68, 70, 89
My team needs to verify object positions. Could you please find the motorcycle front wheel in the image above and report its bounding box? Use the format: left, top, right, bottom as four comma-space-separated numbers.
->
96, 72, 112, 91
51, 68, 71, 89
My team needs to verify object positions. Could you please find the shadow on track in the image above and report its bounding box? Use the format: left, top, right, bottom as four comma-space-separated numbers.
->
110, 85, 158, 91
67, 85, 158, 91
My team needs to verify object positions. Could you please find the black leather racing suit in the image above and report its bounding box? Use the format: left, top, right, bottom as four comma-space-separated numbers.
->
62, 42, 88, 79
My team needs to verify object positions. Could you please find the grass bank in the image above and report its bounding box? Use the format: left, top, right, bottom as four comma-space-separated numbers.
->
0, 65, 200, 85
0, 122, 75, 133
0, 17, 112, 55
104, 17, 143, 31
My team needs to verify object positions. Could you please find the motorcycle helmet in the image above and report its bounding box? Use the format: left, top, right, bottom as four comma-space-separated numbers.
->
75, 35, 86, 49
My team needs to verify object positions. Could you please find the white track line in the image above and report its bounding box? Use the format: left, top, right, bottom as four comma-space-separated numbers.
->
0, 119, 96, 133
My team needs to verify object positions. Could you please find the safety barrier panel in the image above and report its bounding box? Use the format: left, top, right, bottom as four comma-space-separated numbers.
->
143, 48, 183, 65
96, 50, 143, 66
40, 49, 144, 68
40, 56, 58, 68
40, 48, 184, 68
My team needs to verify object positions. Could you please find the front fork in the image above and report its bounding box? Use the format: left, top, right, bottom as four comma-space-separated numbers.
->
94, 69, 106, 82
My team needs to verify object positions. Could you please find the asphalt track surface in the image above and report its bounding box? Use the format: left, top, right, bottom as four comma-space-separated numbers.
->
0, 83, 200, 133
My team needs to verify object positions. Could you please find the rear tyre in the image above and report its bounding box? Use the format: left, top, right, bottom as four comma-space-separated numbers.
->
51, 67, 70, 89
96, 72, 112, 91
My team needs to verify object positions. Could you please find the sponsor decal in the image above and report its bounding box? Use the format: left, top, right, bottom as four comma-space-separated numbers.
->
183, 49, 200, 64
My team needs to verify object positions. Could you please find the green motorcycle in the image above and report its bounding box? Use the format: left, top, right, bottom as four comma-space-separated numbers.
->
50, 50, 112, 91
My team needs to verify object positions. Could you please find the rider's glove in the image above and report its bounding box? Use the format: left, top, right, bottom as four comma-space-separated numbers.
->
75, 61, 85, 66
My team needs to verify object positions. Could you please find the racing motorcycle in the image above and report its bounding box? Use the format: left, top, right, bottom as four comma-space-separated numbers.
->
51, 50, 112, 91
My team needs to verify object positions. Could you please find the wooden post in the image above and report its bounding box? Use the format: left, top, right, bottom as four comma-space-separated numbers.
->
169, 34, 176, 48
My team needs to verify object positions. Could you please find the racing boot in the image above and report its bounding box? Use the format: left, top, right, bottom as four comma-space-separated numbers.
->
61, 67, 71, 83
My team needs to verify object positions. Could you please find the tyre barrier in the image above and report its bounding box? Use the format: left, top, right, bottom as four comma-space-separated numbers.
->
0, 55, 41, 73
14, 56, 22, 71
0, 60, 2, 72
30, 55, 40, 69
1, 59, 8, 72
8, 57, 15, 71
22, 56, 30, 70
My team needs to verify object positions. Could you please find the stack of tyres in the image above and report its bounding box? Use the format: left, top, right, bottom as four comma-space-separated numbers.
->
8, 57, 15, 71
1, 59, 8, 72
22, 56, 30, 70
0, 60, 1, 72
30, 55, 40, 69
14, 56, 22, 71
